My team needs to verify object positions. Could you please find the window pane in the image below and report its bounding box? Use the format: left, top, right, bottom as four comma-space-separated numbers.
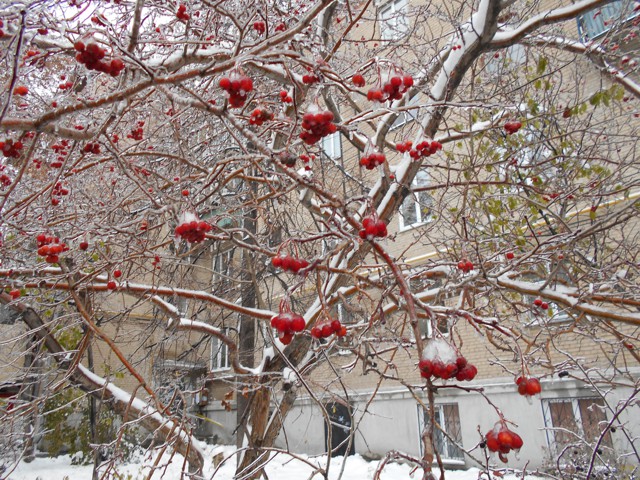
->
400, 171, 430, 228
321, 133, 341, 159
401, 195, 418, 226
379, 0, 408, 40
578, 1, 631, 40
424, 404, 463, 460
549, 400, 579, 445
442, 404, 464, 459
578, 399, 613, 448
211, 333, 230, 370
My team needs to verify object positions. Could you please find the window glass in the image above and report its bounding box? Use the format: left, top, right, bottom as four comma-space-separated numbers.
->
379, 0, 409, 40
321, 133, 342, 160
211, 330, 230, 371
543, 398, 613, 449
400, 170, 432, 229
577, 1, 634, 41
419, 403, 464, 460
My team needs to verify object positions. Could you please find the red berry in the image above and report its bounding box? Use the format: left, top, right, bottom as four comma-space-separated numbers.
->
352, 74, 365, 87
107, 281, 116, 290
291, 315, 306, 332
525, 378, 542, 395
79, 241, 89, 250
485, 431, 499, 452
113, 269, 122, 278
506, 252, 514, 260
9, 289, 21, 300
13, 86, 29, 96
498, 431, 514, 448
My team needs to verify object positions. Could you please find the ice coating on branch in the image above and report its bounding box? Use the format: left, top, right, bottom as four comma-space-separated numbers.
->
421, 337, 457, 364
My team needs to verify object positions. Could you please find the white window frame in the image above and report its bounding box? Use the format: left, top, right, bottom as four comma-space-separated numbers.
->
399, 170, 432, 230
212, 249, 233, 284
321, 132, 342, 160
379, 0, 409, 41
210, 329, 231, 371
417, 403, 465, 463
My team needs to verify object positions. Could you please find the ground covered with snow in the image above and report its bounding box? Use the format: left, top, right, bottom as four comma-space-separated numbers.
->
7, 444, 546, 480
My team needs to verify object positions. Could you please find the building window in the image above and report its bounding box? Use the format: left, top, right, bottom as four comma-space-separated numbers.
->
379, 0, 409, 40
418, 403, 464, 461
542, 398, 613, 451
212, 249, 233, 285
321, 132, 342, 160
211, 329, 231, 371
577, 0, 635, 41
485, 44, 526, 75
399, 170, 432, 230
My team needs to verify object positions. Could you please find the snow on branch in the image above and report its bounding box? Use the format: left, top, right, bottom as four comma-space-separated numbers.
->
522, 35, 640, 99
491, 0, 620, 45
497, 273, 640, 326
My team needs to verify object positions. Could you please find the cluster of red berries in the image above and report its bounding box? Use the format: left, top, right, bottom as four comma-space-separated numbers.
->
249, 108, 274, 126
0, 173, 11, 187
271, 311, 306, 345
9, 289, 21, 300
516, 376, 542, 396
302, 73, 320, 84
219, 75, 254, 108
83, 142, 101, 154
485, 423, 523, 462
176, 4, 190, 21
74, 41, 125, 77
127, 121, 145, 141
367, 75, 413, 102
51, 141, 69, 154
279, 90, 293, 103
36, 234, 69, 264
504, 121, 522, 135
359, 152, 386, 170
300, 153, 315, 171
253, 21, 266, 34
271, 254, 310, 274
13, 86, 28, 96
1, 139, 24, 158
52, 182, 69, 197
299, 110, 337, 145
352, 73, 366, 87
396, 141, 413, 153
311, 318, 347, 339
419, 355, 477, 381
533, 298, 549, 310
359, 215, 388, 240
59, 80, 74, 90
409, 140, 443, 159
175, 213, 213, 243
457, 259, 474, 273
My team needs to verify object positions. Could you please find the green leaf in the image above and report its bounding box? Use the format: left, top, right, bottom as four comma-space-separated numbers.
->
537, 56, 548, 75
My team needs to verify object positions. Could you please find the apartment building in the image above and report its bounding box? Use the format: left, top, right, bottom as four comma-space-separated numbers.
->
186, 0, 640, 473
0, 0, 638, 476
